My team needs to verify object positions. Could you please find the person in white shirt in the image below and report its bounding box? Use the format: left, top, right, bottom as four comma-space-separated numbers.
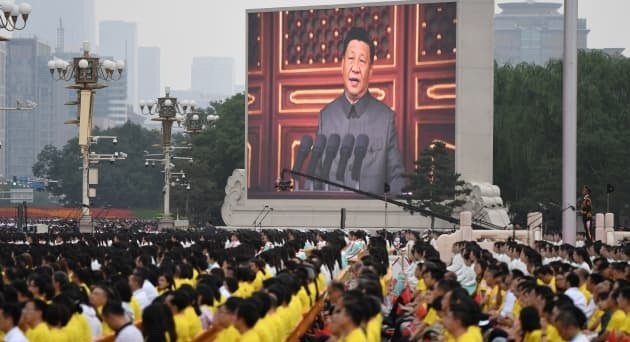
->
554, 306, 589, 342
102, 301, 144, 342
129, 273, 150, 311
225, 234, 241, 249
142, 278, 158, 303
0, 303, 28, 342
563, 273, 592, 318
447, 242, 464, 275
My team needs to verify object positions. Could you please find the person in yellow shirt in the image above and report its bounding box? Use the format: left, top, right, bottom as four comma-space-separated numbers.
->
249, 292, 278, 342
519, 306, 543, 342
157, 273, 175, 295
234, 299, 262, 342
249, 259, 269, 292
613, 287, 630, 338
213, 298, 243, 342
441, 288, 483, 342
22, 299, 50, 342
266, 283, 294, 340
43, 302, 71, 342
177, 285, 203, 339
166, 290, 201, 342
535, 265, 557, 293
142, 302, 178, 342
329, 291, 368, 342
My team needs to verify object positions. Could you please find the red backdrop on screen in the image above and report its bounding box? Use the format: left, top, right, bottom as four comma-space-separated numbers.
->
247, 3, 456, 197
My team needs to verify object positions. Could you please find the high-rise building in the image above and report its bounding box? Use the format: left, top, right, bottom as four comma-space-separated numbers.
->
138, 46, 160, 102
14, 0, 95, 53
99, 20, 137, 108
191, 57, 234, 97
494, 1, 589, 65
92, 58, 128, 128
5, 39, 75, 177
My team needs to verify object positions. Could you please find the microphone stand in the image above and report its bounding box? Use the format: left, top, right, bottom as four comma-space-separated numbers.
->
258, 208, 272, 230
252, 206, 268, 227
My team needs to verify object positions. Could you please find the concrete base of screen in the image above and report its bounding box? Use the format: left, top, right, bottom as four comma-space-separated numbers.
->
222, 169, 453, 229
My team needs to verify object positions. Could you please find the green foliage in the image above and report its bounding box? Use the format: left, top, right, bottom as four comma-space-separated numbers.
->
34, 123, 163, 208
170, 93, 245, 225
33, 93, 245, 224
404, 141, 469, 228
494, 51, 630, 229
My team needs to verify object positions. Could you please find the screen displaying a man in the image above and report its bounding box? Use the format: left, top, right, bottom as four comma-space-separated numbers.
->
316, 27, 405, 195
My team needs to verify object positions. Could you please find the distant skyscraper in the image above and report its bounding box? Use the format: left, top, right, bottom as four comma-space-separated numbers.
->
5, 39, 75, 177
14, 0, 95, 53
138, 46, 160, 102
92, 60, 128, 128
99, 20, 137, 108
191, 57, 234, 97
494, 2, 589, 65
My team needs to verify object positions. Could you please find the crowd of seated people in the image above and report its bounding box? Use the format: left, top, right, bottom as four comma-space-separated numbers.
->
0, 226, 626, 342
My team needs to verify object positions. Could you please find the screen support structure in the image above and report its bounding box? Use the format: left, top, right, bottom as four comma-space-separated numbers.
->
281, 168, 503, 230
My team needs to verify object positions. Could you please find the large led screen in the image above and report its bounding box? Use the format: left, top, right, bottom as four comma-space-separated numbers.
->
247, 2, 456, 198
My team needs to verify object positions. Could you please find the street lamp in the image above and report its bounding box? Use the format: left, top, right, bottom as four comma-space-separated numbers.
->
139, 87, 188, 229
139, 90, 215, 229
47, 41, 124, 233
0, 2, 31, 32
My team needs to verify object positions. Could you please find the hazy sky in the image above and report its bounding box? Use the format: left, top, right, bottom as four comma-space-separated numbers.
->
94, 0, 630, 92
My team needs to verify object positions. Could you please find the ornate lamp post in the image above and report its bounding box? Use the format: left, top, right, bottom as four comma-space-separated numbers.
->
47, 42, 124, 232
140, 91, 217, 229
0, 1, 31, 32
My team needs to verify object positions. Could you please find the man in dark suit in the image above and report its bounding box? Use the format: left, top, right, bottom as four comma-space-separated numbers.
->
316, 27, 405, 195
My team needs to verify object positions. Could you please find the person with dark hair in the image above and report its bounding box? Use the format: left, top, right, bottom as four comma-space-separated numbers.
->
214, 297, 242, 341
101, 301, 143, 342
441, 288, 482, 342
142, 302, 177, 342
330, 290, 368, 342
564, 272, 590, 317
157, 273, 175, 295
128, 273, 150, 311
315, 26, 405, 195
43, 302, 71, 341
234, 299, 261, 341
554, 306, 588, 342
22, 299, 49, 342
0, 303, 27, 342
52, 271, 69, 297
165, 290, 198, 342
518, 306, 542, 342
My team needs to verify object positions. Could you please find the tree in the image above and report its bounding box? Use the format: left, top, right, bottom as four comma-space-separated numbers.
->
494, 51, 630, 230
170, 93, 245, 225
404, 141, 469, 229
33, 122, 163, 208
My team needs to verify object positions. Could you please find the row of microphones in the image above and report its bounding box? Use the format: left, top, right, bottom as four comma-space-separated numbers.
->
292, 133, 369, 191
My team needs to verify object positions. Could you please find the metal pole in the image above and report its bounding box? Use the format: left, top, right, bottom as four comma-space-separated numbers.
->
162, 145, 172, 225
79, 145, 92, 232
562, 0, 578, 245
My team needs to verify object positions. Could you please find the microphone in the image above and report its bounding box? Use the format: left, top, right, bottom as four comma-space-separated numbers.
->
292, 135, 313, 172
320, 134, 340, 180
306, 134, 327, 176
336, 134, 355, 182
351, 134, 369, 182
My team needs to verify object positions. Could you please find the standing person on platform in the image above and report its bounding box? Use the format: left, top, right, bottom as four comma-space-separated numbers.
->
581, 186, 594, 241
